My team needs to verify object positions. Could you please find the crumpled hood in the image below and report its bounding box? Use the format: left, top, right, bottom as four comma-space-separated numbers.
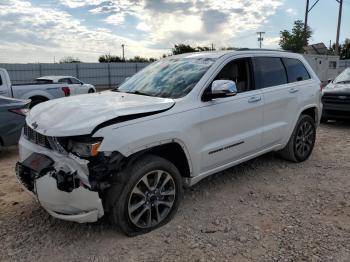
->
26, 91, 175, 136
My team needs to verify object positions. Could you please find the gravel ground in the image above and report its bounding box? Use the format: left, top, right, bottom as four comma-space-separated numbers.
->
0, 122, 350, 262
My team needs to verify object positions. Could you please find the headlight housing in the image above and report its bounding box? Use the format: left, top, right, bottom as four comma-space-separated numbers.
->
68, 137, 103, 157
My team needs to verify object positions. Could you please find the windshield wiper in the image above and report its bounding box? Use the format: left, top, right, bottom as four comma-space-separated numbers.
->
125, 90, 153, 97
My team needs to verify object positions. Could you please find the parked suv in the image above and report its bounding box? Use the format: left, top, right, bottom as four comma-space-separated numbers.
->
321, 67, 350, 121
16, 50, 321, 235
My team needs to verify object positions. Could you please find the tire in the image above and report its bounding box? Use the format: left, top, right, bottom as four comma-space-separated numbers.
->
106, 154, 183, 236
279, 115, 316, 162
29, 97, 47, 109
88, 89, 95, 93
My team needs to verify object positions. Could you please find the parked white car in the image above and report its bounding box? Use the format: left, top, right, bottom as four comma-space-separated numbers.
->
0, 69, 96, 108
16, 50, 322, 236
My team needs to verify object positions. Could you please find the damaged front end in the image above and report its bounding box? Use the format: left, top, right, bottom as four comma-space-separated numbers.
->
16, 124, 125, 223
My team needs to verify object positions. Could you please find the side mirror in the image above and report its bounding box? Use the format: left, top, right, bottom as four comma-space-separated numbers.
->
327, 79, 333, 84
207, 80, 237, 100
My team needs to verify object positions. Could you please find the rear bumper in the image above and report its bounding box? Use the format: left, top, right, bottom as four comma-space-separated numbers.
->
16, 136, 104, 223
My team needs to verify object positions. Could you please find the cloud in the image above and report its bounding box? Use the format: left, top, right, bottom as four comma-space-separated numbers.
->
60, 0, 105, 8
286, 8, 297, 16
0, 0, 162, 62
105, 13, 125, 25
0, 0, 284, 62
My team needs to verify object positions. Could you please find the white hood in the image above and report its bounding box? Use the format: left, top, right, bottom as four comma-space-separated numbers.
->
26, 91, 175, 136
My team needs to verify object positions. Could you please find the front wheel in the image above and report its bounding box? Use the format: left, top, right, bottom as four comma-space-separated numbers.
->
107, 155, 183, 236
279, 115, 316, 162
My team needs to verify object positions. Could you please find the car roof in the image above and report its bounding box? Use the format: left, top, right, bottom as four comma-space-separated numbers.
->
168, 49, 299, 60
36, 76, 74, 81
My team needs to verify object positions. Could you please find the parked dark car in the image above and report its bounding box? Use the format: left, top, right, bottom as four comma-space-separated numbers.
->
0, 96, 30, 151
322, 68, 350, 122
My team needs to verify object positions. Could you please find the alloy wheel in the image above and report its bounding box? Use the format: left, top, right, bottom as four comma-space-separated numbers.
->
295, 121, 315, 158
128, 170, 176, 229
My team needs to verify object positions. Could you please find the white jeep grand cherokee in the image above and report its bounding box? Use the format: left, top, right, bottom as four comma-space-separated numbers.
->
16, 50, 322, 235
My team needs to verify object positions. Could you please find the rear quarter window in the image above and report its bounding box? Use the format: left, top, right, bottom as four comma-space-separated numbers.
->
35, 79, 53, 84
282, 58, 310, 83
253, 57, 288, 89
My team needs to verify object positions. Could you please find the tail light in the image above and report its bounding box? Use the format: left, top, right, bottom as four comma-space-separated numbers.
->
320, 83, 325, 91
62, 87, 70, 96
9, 108, 29, 116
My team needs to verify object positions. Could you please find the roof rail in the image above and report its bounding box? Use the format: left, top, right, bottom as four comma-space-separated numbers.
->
236, 48, 287, 52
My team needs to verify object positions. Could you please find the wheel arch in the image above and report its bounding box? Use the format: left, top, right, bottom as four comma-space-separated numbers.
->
124, 140, 193, 178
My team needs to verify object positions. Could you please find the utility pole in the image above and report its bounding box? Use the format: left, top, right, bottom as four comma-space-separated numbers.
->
257, 32, 265, 48
335, 0, 343, 56
211, 43, 214, 51
121, 44, 125, 61
303, 0, 320, 46
304, 0, 309, 46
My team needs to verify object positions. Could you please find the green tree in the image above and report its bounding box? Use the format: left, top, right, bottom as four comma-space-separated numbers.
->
172, 44, 197, 55
127, 56, 157, 62
329, 39, 350, 59
59, 56, 81, 63
279, 20, 312, 53
221, 47, 239, 51
171, 44, 214, 55
340, 38, 350, 59
98, 54, 123, 63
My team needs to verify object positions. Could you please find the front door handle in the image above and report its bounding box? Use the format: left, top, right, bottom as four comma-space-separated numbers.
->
248, 96, 261, 103
289, 88, 299, 93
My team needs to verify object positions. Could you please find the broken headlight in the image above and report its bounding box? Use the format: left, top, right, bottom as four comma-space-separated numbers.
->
68, 137, 103, 157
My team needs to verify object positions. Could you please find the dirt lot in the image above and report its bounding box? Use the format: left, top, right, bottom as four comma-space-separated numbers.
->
0, 122, 350, 262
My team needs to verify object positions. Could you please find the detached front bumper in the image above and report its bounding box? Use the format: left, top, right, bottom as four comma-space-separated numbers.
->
16, 136, 104, 223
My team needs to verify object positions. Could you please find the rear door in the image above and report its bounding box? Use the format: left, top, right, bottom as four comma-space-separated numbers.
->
253, 56, 309, 148
58, 78, 77, 95
198, 57, 264, 174
69, 77, 85, 94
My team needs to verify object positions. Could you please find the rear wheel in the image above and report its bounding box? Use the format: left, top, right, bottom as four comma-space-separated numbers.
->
88, 88, 95, 93
279, 115, 316, 162
107, 155, 183, 236
29, 96, 48, 108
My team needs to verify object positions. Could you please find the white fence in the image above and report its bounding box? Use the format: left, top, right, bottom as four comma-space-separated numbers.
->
1, 58, 349, 88
0, 62, 151, 88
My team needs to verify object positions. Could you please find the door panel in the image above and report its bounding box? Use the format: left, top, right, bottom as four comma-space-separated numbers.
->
261, 83, 299, 147
199, 90, 264, 173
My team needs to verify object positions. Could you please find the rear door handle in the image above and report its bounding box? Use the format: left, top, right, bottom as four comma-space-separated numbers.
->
289, 88, 299, 93
248, 96, 261, 103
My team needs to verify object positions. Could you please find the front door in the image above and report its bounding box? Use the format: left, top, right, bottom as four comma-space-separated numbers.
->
198, 58, 264, 174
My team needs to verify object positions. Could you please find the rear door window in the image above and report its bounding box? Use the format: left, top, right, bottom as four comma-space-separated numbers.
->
35, 79, 53, 84
253, 57, 287, 89
58, 78, 72, 84
282, 58, 310, 83
70, 78, 81, 84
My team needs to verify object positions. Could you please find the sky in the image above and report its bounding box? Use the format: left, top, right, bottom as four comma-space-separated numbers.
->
0, 0, 349, 63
